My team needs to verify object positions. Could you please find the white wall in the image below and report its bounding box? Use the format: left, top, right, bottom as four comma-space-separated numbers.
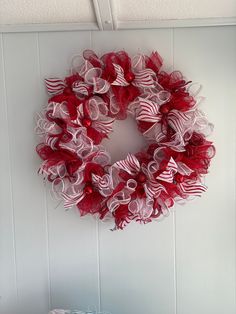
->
0, 27, 235, 314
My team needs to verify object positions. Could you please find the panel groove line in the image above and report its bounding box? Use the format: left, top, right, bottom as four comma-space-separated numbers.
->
171, 27, 178, 314
36, 32, 52, 312
95, 221, 102, 312
2, 32, 19, 302
0, 32, 18, 314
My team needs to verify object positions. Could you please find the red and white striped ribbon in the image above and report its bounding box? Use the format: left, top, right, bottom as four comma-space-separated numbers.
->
93, 118, 114, 134
133, 68, 156, 88
45, 78, 66, 95
145, 179, 167, 198
179, 180, 207, 196
92, 173, 113, 197
132, 54, 146, 71
72, 81, 90, 96
137, 98, 161, 123
156, 157, 178, 183
111, 64, 129, 86
114, 153, 140, 175
167, 110, 194, 135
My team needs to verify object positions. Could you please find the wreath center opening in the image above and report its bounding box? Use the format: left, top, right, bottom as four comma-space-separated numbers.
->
102, 115, 147, 164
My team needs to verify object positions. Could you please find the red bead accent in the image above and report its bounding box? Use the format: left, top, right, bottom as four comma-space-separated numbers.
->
84, 185, 93, 194
175, 173, 184, 183
160, 104, 170, 114
82, 117, 92, 128
125, 72, 135, 83
64, 87, 73, 95
136, 172, 147, 183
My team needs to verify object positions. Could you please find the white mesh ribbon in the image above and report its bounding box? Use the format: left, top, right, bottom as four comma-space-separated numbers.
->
128, 197, 154, 219
37, 49, 215, 230
106, 179, 137, 213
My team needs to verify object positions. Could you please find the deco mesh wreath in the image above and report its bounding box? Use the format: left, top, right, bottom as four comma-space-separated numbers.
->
36, 50, 215, 230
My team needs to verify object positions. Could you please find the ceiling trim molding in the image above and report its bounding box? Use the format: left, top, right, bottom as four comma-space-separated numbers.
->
0, 17, 235, 33
0, 22, 99, 33
92, 0, 115, 30
117, 17, 236, 29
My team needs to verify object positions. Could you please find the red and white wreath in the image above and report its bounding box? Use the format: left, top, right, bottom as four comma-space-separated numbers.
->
36, 50, 215, 230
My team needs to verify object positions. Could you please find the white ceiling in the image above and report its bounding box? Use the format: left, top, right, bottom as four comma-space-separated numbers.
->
0, 0, 235, 30
116, 0, 236, 20
0, 0, 96, 24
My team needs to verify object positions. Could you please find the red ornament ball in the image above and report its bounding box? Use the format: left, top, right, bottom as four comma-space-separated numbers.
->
82, 117, 92, 128
84, 185, 93, 194
160, 104, 170, 114
136, 172, 147, 183
175, 173, 184, 183
125, 72, 135, 83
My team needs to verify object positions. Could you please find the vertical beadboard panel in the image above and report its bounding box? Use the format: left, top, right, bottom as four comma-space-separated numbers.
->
0, 35, 18, 314
92, 29, 176, 314
174, 26, 236, 314
2, 33, 49, 314
38, 31, 100, 311
0, 27, 235, 314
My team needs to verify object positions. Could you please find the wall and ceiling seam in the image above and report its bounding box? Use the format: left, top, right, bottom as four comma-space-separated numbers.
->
0, 0, 236, 32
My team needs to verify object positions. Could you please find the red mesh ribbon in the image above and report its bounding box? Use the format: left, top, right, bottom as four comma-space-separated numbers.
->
36, 50, 215, 230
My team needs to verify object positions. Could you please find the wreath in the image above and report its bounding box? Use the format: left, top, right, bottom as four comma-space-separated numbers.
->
36, 50, 215, 230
